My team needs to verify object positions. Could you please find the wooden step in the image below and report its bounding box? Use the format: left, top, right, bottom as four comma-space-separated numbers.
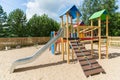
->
84, 67, 105, 77
82, 63, 102, 71
70, 41, 78, 43
77, 56, 93, 61
76, 52, 91, 57
71, 43, 83, 46
79, 59, 97, 66
75, 50, 90, 54
72, 46, 85, 50
71, 42, 83, 45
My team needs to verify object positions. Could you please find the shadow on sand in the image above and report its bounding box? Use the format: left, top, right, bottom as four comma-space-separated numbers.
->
14, 59, 77, 73
108, 53, 120, 59
88, 49, 120, 59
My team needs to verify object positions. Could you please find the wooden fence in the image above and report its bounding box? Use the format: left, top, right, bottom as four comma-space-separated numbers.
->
108, 36, 120, 47
0, 37, 50, 50
0, 36, 119, 50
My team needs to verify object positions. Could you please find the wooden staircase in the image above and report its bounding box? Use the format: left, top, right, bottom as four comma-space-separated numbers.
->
70, 39, 105, 77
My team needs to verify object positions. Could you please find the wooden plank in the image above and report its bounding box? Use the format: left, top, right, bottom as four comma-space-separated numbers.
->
76, 52, 91, 57
84, 26, 100, 33
91, 20, 93, 55
84, 67, 105, 77
98, 18, 101, 59
72, 49, 74, 60
78, 26, 98, 29
60, 16, 64, 61
79, 59, 97, 66
72, 46, 85, 49
71, 44, 83, 47
82, 63, 101, 71
77, 12, 80, 37
66, 13, 69, 64
75, 50, 91, 53
106, 15, 108, 59
77, 56, 93, 61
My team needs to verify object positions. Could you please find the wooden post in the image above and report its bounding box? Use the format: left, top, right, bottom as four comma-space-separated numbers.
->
72, 49, 74, 60
60, 16, 64, 60
98, 18, 101, 59
65, 42, 66, 53
77, 12, 79, 38
106, 15, 109, 59
91, 20, 93, 55
54, 31, 56, 54
70, 16, 73, 37
70, 16, 74, 60
58, 43, 60, 53
66, 13, 70, 64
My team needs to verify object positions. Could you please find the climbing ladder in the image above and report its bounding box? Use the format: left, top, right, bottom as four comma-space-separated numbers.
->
70, 38, 105, 77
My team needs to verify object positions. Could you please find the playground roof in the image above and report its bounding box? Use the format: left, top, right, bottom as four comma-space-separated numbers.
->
59, 5, 81, 19
89, 9, 108, 20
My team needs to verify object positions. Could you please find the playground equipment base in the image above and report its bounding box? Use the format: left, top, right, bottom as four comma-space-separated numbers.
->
70, 39, 105, 77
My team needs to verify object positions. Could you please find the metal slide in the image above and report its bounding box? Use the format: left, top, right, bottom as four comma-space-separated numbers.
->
10, 28, 64, 73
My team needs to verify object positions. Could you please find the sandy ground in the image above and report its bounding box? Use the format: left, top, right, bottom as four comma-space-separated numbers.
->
0, 44, 120, 80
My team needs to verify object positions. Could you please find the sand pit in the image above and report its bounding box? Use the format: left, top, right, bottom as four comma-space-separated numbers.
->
0, 44, 120, 80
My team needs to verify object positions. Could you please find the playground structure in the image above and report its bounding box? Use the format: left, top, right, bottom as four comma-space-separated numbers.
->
51, 5, 108, 77
10, 5, 109, 77
58, 6, 109, 63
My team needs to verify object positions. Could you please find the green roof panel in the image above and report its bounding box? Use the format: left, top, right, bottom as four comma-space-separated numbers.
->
89, 9, 108, 20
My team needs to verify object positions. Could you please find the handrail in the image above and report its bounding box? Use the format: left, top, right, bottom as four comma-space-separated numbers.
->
83, 26, 100, 33
79, 26, 99, 33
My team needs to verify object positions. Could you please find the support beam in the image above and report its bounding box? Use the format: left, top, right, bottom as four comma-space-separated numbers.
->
79, 27, 91, 33
78, 26, 98, 29
83, 26, 100, 33
79, 26, 99, 33
70, 16, 73, 37
66, 13, 70, 64
91, 20, 93, 55
106, 15, 109, 59
60, 16, 64, 60
70, 16, 74, 60
98, 18, 101, 59
76, 12, 80, 38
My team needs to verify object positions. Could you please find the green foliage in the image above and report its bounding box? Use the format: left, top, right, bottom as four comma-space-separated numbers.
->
110, 12, 120, 36
0, 5, 7, 37
7, 9, 27, 37
0, 5, 7, 25
27, 14, 60, 37
81, 0, 119, 36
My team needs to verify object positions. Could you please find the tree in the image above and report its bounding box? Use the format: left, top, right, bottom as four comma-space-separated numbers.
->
81, 0, 119, 36
0, 5, 7, 37
0, 5, 7, 25
81, 0, 101, 25
111, 12, 120, 36
7, 9, 27, 37
27, 14, 60, 37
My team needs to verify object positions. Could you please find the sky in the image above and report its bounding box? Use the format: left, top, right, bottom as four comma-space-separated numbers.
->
0, 0, 120, 21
